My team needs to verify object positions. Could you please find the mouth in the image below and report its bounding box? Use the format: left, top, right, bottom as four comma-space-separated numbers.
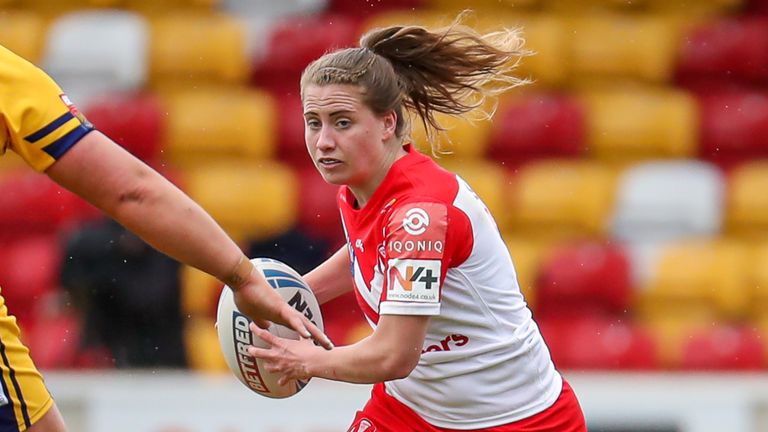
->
317, 157, 342, 168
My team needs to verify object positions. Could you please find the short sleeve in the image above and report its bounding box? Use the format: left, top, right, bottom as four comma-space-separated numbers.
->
1, 46, 93, 171
379, 201, 451, 316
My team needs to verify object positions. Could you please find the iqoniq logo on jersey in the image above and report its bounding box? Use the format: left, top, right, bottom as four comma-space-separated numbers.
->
402, 207, 429, 235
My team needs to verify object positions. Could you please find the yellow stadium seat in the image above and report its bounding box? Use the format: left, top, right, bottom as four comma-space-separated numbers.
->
184, 161, 299, 243
180, 266, 223, 317
159, 87, 277, 168
0, 10, 46, 63
638, 239, 752, 322
438, 159, 508, 223
410, 112, 493, 161
749, 241, 768, 320
578, 87, 698, 163
184, 316, 227, 371
504, 237, 556, 307
566, 14, 680, 85
507, 160, 617, 239
639, 315, 713, 369
126, 0, 219, 14
726, 161, 768, 238
644, 0, 743, 16
149, 12, 247, 86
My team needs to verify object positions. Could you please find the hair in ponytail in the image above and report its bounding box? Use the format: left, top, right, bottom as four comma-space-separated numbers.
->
300, 12, 530, 153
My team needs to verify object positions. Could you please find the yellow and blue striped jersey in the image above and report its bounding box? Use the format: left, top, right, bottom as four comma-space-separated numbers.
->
0, 44, 93, 172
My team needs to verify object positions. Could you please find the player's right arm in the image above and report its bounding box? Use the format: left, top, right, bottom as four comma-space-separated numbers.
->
303, 246, 354, 304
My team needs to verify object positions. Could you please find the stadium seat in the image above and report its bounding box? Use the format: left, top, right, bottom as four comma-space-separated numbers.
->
183, 160, 299, 243
751, 241, 768, 319
0, 10, 47, 63
577, 88, 699, 163
410, 112, 494, 161
640, 315, 716, 369
507, 160, 617, 239
676, 18, 768, 88
538, 317, 658, 370
0, 171, 100, 236
487, 93, 586, 164
638, 239, 751, 321
297, 167, 345, 248
504, 238, 556, 307
251, 14, 359, 92
698, 91, 768, 164
644, 0, 744, 16
328, 0, 423, 16
42, 10, 148, 107
184, 316, 227, 371
438, 160, 507, 224
125, 0, 219, 14
159, 88, 277, 168
725, 161, 768, 238
83, 92, 163, 163
0, 235, 61, 325
149, 12, 248, 87
566, 14, 680, 84
24, 311, 81, 370
180, 267, 222, 317
680, 326, 764, 370
535, 241, 632, 320
610, 161, 725, 243
274, 93, 309, 166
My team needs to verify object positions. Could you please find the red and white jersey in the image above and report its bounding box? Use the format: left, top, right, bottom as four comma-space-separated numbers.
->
338, 146, 562, 429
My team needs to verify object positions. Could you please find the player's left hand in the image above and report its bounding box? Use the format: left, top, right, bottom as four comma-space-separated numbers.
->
247, 322, 318, 386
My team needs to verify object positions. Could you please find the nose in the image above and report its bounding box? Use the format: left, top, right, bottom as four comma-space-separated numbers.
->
315, 125, 335, 152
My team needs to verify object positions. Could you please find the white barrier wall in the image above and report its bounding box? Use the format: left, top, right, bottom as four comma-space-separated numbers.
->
44, 371, 768, 432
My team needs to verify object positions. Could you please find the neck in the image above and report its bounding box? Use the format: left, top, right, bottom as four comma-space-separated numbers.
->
349, 144, 408, 208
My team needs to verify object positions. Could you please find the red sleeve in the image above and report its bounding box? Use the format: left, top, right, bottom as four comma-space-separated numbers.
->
378, 200, 473, 315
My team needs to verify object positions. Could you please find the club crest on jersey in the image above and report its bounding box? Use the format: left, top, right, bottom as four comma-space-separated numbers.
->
402, 207, 429, 235
386, 259, 440, 303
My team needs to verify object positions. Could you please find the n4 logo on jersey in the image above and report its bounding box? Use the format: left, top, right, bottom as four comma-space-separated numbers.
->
386, 259, 440, 303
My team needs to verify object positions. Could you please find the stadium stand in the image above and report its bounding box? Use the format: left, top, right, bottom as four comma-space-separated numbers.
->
2, 0, 768, 373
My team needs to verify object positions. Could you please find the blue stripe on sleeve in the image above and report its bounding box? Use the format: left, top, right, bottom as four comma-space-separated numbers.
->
42, 124, 94, 160
24, 112, 74, 143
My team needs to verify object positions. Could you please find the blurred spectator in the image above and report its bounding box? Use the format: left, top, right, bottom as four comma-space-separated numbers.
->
61, 218, 186, 368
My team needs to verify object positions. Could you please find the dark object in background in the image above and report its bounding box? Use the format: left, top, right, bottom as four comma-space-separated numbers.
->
61, 218, 186, 368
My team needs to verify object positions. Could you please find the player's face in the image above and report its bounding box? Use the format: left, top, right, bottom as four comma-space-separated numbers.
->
303, 84, 399, 203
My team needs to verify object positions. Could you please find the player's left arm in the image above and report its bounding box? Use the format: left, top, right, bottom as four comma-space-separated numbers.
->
249, 313, 429, 384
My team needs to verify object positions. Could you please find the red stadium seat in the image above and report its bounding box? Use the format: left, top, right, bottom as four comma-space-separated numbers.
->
0, 235, 61, 325
0, 171, 101, 237
698, 91, 768, 164
84, 92, 163, 163
676, 18, 768, 88
535, 241, 632, 320
538, 317, 657, 370
327, 0, 424, 16
251, 14, 359, 92
274, 93, 309, 166
487, 93, 586, 164
24, 311, 82, 370
297, 167, 345, 249
680, 326, 764, 370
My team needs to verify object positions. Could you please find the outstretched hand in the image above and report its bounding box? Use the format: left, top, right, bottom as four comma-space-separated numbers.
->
247, 322, 318, 386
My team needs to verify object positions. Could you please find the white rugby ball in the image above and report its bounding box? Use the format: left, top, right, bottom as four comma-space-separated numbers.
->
216, 257, 324, 398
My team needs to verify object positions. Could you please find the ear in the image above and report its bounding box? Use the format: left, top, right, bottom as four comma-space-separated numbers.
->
381, 110, 397, 141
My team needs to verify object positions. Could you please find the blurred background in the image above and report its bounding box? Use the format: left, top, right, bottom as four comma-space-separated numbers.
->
2, 0, 768, 430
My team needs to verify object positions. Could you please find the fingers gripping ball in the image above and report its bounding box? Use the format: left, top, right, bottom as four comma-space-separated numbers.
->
216, 258, 324, 398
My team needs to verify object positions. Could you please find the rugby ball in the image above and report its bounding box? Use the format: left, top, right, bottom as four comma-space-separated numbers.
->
216, 257, 324, 398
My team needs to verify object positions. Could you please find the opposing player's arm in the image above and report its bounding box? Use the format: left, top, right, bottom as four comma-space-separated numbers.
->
250, 313, 428, 384
46, 131, 332, 347
303, 246, 354, 304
